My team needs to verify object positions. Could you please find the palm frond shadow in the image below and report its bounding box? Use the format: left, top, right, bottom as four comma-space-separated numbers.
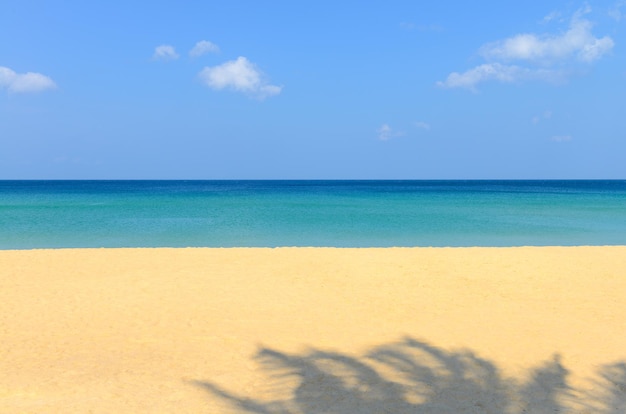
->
193, 336, 626, 413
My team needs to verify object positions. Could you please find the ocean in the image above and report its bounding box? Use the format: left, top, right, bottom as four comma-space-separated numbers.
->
1, 180, 625, 249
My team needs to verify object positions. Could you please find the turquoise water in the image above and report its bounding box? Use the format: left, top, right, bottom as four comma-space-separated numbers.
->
1, 180, 625, 249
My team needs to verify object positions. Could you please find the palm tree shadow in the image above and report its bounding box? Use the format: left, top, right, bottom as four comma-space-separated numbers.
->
580, 362, 626, 413
192, 336, 626, 413
515, 354, 570, 414
195, 346, 412, 414
366, 337, 511, 413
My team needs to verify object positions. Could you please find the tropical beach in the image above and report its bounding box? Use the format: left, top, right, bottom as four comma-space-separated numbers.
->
4, 0, 626, 413
2, 247, 625, 412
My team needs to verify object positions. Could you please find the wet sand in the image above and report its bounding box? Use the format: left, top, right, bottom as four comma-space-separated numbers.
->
1, 247, 625, 412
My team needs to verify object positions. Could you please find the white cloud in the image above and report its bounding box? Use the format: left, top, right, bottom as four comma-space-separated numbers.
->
198, 56, 281, 99
551, 135, 572, 142
541, 11, 562, 24
532, 110, 552, 124
190, 40, 220, 57
153, 44, 179, 61
437, 63, 563, 90
439, 7, 613, 90
0, 66, 57, 94
377, 124, 405, 140
609, 1, 626, 21
480, 9, 613, 63
415, 121, 431, 130
378, 124, 393, 140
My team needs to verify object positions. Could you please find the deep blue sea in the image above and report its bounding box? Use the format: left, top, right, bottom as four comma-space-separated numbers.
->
1, 180, 625, 249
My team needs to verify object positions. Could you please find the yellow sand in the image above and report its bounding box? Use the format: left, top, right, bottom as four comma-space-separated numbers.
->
1, 247, 625, 412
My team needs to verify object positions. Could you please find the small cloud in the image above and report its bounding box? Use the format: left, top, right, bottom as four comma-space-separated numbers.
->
415, 121, 431, 130
400, 22, 416, 31
0, 66, 57, 94
153, 44, 179, 61
189, 40, 220, 57
198, 56, 281, 99
551, 135, 572, 142
609, 1, 626, 21
541, 11, 562, 24
377, 124, 405, 140
532, 110, 552, 124
378, 124, 393, 140
437, 63, 564, 90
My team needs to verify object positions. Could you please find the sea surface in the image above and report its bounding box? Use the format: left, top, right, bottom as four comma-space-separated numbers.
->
1, 180, 626, 249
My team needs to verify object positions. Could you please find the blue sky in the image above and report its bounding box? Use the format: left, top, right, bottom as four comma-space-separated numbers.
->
1, 1, 625, 179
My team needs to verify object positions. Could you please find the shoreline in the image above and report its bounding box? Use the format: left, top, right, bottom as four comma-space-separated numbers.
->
2, 246, 625, 412
3, 243, 626, 251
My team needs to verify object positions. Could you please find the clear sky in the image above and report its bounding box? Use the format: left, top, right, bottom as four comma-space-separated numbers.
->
1, 1, 625, 179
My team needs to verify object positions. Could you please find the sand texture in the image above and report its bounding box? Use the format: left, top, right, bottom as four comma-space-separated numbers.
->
1, 247, 626, 412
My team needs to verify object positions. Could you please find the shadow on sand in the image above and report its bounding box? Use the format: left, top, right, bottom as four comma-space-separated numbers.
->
193, 336, 626, 413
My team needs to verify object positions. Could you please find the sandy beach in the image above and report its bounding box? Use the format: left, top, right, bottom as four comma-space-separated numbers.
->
1, 247, 625, 412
